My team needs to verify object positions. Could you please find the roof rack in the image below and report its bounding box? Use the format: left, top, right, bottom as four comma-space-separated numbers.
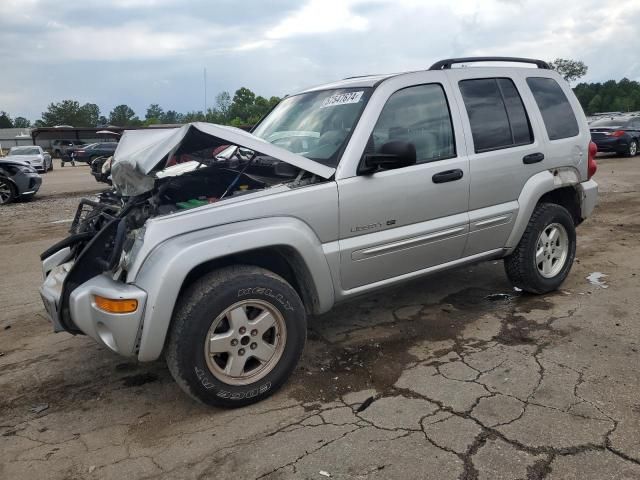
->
429, 57, 551, 70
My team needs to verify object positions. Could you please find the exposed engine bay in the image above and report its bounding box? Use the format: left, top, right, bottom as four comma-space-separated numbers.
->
40, 123, 332, 334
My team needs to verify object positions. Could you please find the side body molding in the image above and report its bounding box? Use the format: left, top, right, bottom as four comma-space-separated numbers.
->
133, 217, 335, 361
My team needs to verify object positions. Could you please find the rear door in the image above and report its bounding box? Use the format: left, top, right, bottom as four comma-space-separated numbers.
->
446, 70, 545, 256
337, 75, 470, 291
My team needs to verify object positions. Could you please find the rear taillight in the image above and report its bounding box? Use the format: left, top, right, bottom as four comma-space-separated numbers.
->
75, 150, 85, 154
588, 141, 597, 179
608, 130, 625, 137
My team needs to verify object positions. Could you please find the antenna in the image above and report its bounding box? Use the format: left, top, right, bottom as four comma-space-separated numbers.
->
203, 67, 207, 121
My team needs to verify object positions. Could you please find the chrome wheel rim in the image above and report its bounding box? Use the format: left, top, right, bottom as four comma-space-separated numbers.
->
0, 180, 11, 204
630, 142, 637, 156
535, 223, 569, 278
204, 299, 286, 385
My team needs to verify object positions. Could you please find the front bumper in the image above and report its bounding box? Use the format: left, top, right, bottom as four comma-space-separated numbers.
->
40, 260, 147, 357
20, 174, 42, 196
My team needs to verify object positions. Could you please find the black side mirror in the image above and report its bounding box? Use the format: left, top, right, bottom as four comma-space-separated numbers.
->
360, 140, 417, 174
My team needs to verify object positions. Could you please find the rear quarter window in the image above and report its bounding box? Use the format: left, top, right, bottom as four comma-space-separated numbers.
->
526, 77, 579, 140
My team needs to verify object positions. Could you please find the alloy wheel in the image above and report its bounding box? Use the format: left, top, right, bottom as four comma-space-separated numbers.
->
535, 223, 569, 278
0, 179, 13, 204
204, 299, 287, 385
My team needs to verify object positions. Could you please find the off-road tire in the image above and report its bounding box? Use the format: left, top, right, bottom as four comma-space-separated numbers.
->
165, 265, 306, 407
504, 203, 576, 294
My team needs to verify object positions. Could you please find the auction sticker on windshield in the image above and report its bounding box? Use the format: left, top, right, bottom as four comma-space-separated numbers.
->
321, 91, 364, 108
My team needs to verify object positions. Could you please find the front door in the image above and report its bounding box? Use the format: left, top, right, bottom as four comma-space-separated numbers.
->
337, 82, 470, 291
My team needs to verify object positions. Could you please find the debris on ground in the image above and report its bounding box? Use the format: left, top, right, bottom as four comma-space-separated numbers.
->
319, 471, 331, 477
30, 403, 49, 414
586, 272, 609, 288
485, 293, 512, 301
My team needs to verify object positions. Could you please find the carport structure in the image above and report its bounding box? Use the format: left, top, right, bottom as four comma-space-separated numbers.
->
30, 125, 182, 147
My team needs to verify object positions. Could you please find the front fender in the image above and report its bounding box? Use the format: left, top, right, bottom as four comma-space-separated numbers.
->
133, 217, 335, 361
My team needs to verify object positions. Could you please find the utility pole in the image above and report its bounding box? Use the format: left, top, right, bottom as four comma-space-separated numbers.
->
204, 67, 207, 121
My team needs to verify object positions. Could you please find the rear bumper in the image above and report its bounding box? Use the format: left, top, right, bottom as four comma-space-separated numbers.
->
40, 259, 147, 357
578, 179, 598, 219
592, 137, 628, 153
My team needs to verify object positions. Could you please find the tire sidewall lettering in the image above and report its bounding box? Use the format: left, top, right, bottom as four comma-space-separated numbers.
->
237, 287, 294, 311
194, 366, 271, 399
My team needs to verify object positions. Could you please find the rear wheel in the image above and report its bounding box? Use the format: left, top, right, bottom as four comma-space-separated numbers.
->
166, 265, 306, 407
504, 203, 576, 294
0, 178, 16, 205
625, 140, 637, 157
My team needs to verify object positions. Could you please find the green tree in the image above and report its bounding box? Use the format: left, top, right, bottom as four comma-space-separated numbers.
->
13, 117, 31, 128
587, 94, 603, 114
229, 87, 257, 123
215, 91, 232, 122
162, 110, 180, 124
40, 100, 100, 127
0, 111, 13, 128
109, 105, 139, 126
145, 104, 164, 123
549, 58, 588, 83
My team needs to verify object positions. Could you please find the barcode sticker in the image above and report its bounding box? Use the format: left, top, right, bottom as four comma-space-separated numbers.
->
321, 91, 364, 108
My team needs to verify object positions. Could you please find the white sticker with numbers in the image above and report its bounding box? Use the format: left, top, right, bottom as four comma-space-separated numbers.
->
321, 91, 364, 108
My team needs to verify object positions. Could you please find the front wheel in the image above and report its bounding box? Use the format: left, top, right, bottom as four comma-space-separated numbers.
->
504, 203, 576, 294
165, 265, 306, 407
0, 177, 16, 205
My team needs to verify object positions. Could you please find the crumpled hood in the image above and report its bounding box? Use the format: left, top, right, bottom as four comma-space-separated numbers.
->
111, 122, 335, 196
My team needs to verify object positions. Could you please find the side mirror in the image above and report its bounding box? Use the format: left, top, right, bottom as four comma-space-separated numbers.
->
360, 141, 417, 174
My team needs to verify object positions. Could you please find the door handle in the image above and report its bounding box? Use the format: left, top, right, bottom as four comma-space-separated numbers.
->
523, 152, 544, 164
432, 169, 463, 183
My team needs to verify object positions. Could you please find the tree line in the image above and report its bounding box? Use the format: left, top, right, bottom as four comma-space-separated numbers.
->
0, 87, 280, 129
2, 59, 638, 129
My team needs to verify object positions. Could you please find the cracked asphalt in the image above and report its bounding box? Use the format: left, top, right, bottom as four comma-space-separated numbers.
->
1, 156, 639, 479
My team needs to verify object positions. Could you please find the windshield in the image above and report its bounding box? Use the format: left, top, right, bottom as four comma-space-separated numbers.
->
252, 87, 372, 167
10, 147, 39, 155
590, 118, 630, 127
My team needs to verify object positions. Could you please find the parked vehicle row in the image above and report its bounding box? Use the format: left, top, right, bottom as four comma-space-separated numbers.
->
589, 114, 640, 157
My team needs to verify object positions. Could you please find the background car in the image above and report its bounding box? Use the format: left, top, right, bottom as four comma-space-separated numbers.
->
0, 158, 42, 205
90, 155, 113, 184
5, 146, 53, 172
590, 115, 640, 157
52, 139, 85, 158
71, 142, 118, 163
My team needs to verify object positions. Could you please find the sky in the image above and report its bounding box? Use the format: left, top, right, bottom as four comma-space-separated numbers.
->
1, 0, 639, 122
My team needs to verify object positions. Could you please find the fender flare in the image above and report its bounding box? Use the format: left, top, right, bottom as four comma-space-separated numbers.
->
133, 217, 335, 361
505, 169, 581, 254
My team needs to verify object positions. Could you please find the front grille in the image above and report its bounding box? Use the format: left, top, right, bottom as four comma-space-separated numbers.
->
70, 199, 118, 235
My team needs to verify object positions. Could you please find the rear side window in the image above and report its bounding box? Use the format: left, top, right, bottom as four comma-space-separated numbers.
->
459, 78, 533, 153
526, 77, 579, 140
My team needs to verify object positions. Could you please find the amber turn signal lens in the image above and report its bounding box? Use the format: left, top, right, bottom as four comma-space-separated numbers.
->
94, 295, 138, 314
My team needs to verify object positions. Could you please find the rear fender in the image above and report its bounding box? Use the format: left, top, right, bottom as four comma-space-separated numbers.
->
505, 168, 581, 254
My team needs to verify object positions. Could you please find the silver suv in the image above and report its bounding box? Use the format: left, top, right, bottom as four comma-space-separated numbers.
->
40, 57, 598, 407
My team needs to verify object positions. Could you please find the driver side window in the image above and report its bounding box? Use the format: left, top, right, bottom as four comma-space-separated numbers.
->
371, 84, 456, 164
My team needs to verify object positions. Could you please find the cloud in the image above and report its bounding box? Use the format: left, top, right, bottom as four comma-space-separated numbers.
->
0, 0, 639, 121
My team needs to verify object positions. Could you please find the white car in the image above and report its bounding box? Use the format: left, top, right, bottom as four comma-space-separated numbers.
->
6, 146, 53, 173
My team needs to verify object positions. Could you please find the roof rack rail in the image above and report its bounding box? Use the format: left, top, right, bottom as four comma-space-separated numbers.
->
429, 57, 551, 70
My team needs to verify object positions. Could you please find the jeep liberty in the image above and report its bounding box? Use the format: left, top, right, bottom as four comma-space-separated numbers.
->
40, 57, 598, 407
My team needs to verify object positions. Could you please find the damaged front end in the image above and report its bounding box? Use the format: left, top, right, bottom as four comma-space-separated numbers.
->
39, 122, 334, 347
